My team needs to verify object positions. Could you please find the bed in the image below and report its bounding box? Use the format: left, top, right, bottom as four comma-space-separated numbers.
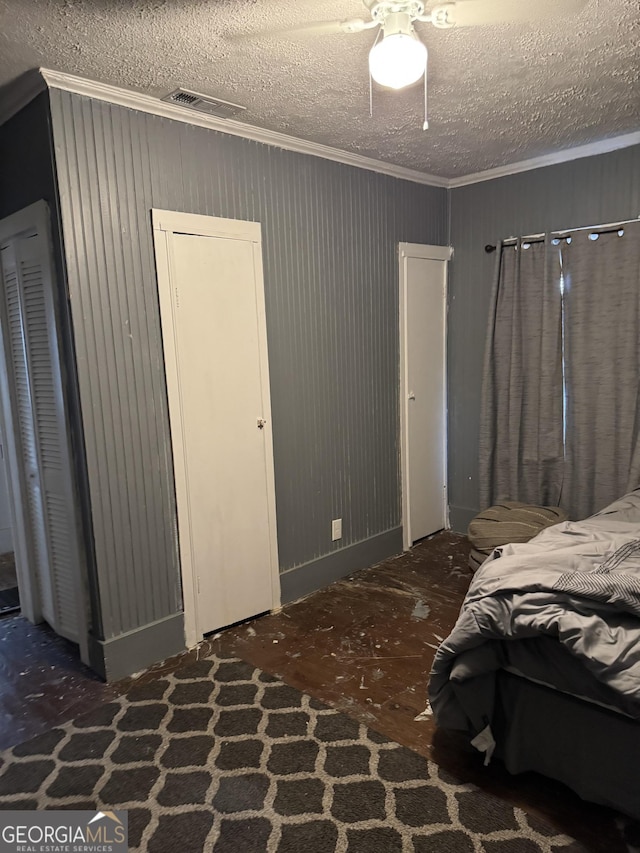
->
428, 488, 640, 820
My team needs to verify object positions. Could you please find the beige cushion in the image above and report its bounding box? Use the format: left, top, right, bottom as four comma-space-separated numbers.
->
468, 502, 568, 554
468, 548, 488, 573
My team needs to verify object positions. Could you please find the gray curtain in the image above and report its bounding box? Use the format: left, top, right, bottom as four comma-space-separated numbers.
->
560, 221, 640, 519
479, 239, 564, 510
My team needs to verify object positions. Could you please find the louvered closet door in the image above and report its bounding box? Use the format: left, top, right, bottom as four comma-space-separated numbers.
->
0, 229, 84, 645
1, 242, 54, 623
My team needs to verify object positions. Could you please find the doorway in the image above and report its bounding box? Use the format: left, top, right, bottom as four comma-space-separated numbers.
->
399, 242, 450, 550
152, 210, 280, 649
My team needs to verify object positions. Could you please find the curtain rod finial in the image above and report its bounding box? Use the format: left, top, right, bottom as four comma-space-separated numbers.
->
485, 244, 497, 253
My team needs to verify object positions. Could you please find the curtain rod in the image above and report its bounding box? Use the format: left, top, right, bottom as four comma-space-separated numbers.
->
484, 215, 640, 253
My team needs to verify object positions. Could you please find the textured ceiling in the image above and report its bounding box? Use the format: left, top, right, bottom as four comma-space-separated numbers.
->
0, 0, 638, 179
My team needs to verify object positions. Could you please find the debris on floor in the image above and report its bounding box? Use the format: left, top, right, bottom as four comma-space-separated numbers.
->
411, 599, 431, 620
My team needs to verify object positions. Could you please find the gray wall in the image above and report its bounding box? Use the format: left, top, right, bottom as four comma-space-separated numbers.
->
48, 89, 448, 673
448, 144, 640, 531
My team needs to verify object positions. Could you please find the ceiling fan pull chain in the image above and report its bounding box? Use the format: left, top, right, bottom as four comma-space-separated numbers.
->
423, 65, 429, 130
369, 26, 383, 119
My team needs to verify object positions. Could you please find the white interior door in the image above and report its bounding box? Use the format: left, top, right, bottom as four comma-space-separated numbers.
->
152, 210, 280, 647
0, 201, 88, 660
399, 243, 450, 549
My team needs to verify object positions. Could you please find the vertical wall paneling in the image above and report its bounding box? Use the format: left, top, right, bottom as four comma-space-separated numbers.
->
48, 89, 447, 653
53, 94, 183, 642
448, 145, 640, 530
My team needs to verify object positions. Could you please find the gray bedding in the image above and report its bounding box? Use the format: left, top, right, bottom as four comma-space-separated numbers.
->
429, 489, 640, 761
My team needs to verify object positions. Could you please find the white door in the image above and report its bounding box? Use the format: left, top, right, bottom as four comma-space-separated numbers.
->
0, 201, 88, 660
152, 210, 280, 647
399, 243, 450, 549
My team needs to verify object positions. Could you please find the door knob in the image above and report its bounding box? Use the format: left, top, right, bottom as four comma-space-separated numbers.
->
408, 392, 416, 400
257, 418, 267, 429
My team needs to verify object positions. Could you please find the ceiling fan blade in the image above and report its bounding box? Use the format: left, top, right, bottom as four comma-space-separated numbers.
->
436, 0, 587, 27
229, 17, 374, 41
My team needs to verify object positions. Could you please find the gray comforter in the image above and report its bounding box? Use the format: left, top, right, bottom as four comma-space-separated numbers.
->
429, 489, 640, 759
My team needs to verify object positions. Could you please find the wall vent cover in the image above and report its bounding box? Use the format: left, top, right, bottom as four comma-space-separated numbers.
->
161, 89, 246, 119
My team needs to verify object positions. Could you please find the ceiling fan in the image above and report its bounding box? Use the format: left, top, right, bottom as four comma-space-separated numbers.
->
236, 0, 587, 124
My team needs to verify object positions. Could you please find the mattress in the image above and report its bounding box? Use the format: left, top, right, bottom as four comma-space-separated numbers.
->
493, 670, 640, 819
502, 636, 640, 719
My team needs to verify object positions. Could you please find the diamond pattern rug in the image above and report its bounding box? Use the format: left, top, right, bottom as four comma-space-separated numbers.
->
0, 652, 583, 852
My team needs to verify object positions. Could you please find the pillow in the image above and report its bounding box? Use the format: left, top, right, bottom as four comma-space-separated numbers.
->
468, 502, 568, 554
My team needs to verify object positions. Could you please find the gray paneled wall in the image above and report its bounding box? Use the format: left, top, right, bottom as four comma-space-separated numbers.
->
48, 90, 447, 653
448, 145, 640, 531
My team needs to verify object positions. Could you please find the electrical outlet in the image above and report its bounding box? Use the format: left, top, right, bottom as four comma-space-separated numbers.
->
331, 518, 342, 541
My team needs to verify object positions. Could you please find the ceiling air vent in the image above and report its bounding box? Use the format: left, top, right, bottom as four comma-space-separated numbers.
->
162, 88, 246, 120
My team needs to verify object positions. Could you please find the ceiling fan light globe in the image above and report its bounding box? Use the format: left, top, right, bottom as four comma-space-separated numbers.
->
368, 33, 427, 89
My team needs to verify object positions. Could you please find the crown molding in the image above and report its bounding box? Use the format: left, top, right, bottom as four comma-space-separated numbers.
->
448, 130, 640, 188
38, 68, 449, 189
0, 69, 47, 128
4, 69, 637, 191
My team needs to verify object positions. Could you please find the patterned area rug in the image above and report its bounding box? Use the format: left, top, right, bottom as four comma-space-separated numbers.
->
0, 652, 583, 852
